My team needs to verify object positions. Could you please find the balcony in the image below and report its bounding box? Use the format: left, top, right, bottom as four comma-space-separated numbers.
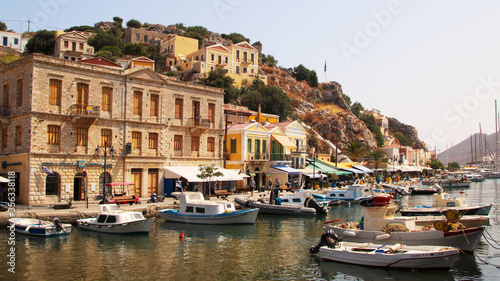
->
247, 153, 269, 162
270, 153, 291, 162
0, 106, 11, 116
69, 104, 100, 126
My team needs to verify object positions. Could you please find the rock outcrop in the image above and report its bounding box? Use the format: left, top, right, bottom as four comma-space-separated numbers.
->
388, 117, 425, 149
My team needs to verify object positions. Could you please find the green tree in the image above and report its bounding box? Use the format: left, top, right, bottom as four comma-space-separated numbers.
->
113, 17, 123, 28
307, 134, 318, 150
24, 30, 56, 55
199, 68, 235, 89
255, 83, 292, 120
394, 132, 413, 147
344, 140, 368, 162
359, 113, 384, 147
126, 19, 142, 28
64, 25, 93, 32
447, 161, 460, 171
88, 30, 124, 52
184, 25, 208, 47
99, 46, 122, 57
174, 22, 187, 31
367, 149, 388, 175
292, 64, 318, 87
197, 163, 223, 196
351, 102, 364, 117
0, 21, 6, 31
222, 32, 250, 44
428, 159, 445, 170
343, 93, 352, 106
123, 43, 145, 56
261, 54, 277, 67
240, 90, 262, 108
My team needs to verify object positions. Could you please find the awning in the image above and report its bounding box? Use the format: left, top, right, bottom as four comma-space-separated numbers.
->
305, 161, 352, 175
271, 165, 302, 175
249, 172, 256, 176
0, 176, 9, 183
303, 173, 326, 179
164, 166, 248, 182
272, 135, 296, 148
352, 164, 374, 173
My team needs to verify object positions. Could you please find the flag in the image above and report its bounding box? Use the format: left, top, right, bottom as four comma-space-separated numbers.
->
41, 165, 54, 175
324, 60, 327, 73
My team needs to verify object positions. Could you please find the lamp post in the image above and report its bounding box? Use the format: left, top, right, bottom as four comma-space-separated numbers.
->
312, 150, 318, 189
95, 141, 115, 204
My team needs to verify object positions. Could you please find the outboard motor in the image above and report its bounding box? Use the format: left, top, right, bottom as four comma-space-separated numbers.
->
304, 197, 329, 214
53, 217, 64, 232
309, 230, 340, 253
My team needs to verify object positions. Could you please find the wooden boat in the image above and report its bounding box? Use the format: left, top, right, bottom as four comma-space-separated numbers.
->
158, 192, 259, 224
311, 230, 459, 269
322, 195, 485, 252
234, 196, 317, 216
77, 204, 154, 234
413, 215, 489, 228
8, 218, 71, 237
399, 192, 492, 216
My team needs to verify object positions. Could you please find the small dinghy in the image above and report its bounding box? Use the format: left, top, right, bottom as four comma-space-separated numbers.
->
8, 218, 71, 237
310, 230, 459, 269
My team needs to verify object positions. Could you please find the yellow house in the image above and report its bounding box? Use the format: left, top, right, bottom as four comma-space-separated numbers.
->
185, 43, 233, 74
161, 34, 199, 68
53, 30, 95, 61
265, 121, 309, 169
227, 41, 261, 87
117, 56, 155, 71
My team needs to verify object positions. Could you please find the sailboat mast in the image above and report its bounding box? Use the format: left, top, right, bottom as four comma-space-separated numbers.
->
496, 100, 498, 169
470, 134, 473, 164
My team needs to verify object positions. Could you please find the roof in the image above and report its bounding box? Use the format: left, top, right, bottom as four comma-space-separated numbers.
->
164, 166, 248, 182
271, 165, 302, 175
78, 57, 123, 69
272, 135, 296, 148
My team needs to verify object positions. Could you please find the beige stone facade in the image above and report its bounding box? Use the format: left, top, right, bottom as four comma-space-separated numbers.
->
0, 54, 224, 205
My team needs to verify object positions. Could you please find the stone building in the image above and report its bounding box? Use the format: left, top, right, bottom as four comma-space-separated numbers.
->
0, 54, 226, 205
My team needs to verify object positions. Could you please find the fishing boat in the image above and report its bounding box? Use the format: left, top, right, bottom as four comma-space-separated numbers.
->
159, 192, 259, 224
372, 183, 410, 196
277, 190, 329, 213
310, 230, 459, 269
423, 173, 472, 188
314, 183, 374, 203
321, 195, 485, 252
8, 218, 71, 237
399, 192, 492, 216
409, 182, 443, 195
77, 204, 154, 234
413, 215, 489, 228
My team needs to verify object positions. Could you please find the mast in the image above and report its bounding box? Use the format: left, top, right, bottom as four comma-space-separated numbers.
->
479, 124, 483, 165
470, 134, 473, 164
496, 100, 498, 170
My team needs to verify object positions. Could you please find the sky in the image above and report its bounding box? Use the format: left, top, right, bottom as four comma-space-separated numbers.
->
2, 0, 500, 154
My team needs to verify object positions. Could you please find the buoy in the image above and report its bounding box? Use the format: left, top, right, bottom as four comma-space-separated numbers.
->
179, 231, 184, 238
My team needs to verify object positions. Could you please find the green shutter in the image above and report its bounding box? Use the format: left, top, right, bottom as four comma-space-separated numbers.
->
230, 139, 236, 153
248, 139, 252, 153
262, 140, 267, 153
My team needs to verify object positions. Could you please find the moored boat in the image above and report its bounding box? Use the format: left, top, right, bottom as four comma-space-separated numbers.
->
322, 195, 484, 252
310, 230, 459, 269
399, 192, 492, 216
77, 204, 154, 234
234, 196, 317, 216
159, 192, 259, 224
8, 218, 71, 237
409, 182, 443, 195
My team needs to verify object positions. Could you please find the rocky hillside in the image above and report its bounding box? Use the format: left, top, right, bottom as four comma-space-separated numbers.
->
438, 133, 498, 165
388, 118, 425, 149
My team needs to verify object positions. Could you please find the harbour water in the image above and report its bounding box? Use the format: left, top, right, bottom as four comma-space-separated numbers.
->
1, 180, 499, 280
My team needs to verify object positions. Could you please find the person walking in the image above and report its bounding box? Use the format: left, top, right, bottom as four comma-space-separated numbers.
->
268, 178, 273, 194
250, 178, 256, 196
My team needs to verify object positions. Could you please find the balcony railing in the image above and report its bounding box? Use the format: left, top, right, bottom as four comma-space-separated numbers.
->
247, 153, 269, 161
69, 104, 100, 117
188, 117, 211, 128
270, 154, 291, 162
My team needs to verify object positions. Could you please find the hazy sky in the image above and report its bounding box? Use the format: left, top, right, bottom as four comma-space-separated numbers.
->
2, 0, 500, 153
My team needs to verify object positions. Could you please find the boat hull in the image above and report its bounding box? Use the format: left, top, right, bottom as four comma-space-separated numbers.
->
319, 243, 459, 269
8, 218, 71, 237
413, 215, 489, 228
234, 197, 316, 216
77, 218, 154, 234
324, 225, 484, 252
158, 208, 259, 224
399, 204, 492, 216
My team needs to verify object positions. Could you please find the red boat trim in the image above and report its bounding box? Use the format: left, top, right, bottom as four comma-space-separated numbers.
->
443, 227, 484, 237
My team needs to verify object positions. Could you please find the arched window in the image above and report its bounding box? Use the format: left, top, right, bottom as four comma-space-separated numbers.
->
99, 172, 112, 195
46, 173, 60, 195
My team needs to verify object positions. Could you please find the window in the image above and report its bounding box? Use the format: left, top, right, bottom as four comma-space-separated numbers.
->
105, 216, 117, 223
79, 43, 84, 50
133, 91, 142, 116
210, 53, 215, 61
195, 207, 205, 214
208, 103, 215, 123
186, 206, 193, 213
14, 38, 19, 45
101, 129, 112, 146
47, 125, 60, 145
150, 94, 159, 117
132, 131, 141, 149
16, 80, 22, 107
251, 53, 255, 63
243, 51, 248, 62
45, 173, 59, 195
102, 87, 112, 112
75, 128, 88, 146
15, 125, 22, 146
2, 83, 9, 107
97, 215, 107, 223
236, 66, 240, 74
218, 55, 222, 64
149, 133, 158, 149
175, 98, 183, 119
247, 139, 252, 153
144, 35, 148, 42
230, 139, 236, 153
224, 56, 228, 64
243, 67, 247, 73
64, 41, 69, 48
236, 50, 240, 61
207, 137, 215, 152
255, 139, 261, 153
191, 136, 199, 152
292, 198, 302, 203
1, 128, 7, 148
174, 135, 182, 150
262, 140, 267, 153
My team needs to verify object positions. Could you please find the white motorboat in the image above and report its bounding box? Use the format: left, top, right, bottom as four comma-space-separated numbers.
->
399, 192, 492, 216
423, 173, 472, 188
159, 192, 259, 224
310, 230, 459, 269
323, 195, 485, 252
318, 183, 374, 202
277, 190, 329, 214
372, 183, 410, 196
77, 204, 154, 234
409, 182, 443, 195
8, 218, 71, 237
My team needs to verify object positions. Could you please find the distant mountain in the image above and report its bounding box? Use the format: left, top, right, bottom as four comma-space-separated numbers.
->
437, 133, 499, 165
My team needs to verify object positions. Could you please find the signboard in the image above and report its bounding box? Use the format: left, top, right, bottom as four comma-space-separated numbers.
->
77, 160, 86, 168
82, 171, 87, 177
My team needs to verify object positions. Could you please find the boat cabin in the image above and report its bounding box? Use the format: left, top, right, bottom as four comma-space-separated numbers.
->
325, 184, 373, 201
362, 203, 417, 232
174, 192, 237, 215
279, 190, 312, 205
432, 193, 467, 208
96, 204, 146, 224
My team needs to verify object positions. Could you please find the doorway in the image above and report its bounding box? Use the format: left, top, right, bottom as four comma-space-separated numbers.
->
73, 173, 84, 201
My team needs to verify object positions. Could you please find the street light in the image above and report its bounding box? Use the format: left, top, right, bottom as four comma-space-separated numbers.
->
95, 141, 115, 204
312, 150, 318, 189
